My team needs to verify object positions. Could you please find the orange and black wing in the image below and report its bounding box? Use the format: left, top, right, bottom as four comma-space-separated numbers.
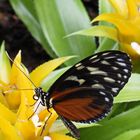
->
51, 87, 113, 123
47, 51, 132, 138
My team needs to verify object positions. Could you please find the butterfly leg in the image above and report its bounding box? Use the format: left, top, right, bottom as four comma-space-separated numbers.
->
40, 109, 52, 136
28, 102, 41, 120
59, 115, 80, 139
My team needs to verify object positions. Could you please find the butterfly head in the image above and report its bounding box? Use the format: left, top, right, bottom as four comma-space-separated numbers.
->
33, 87, 50, 106
33, 87, 43, 101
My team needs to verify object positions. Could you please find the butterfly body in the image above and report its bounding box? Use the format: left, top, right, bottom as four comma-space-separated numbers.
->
33, 51, 132, 139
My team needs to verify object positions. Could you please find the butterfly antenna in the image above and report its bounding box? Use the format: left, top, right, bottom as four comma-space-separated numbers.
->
6, 52, 37, 88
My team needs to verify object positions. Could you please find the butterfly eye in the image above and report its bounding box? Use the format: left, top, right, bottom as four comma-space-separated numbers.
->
33, 95, 39, 100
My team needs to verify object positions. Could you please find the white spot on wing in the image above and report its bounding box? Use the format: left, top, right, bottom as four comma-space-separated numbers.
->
112, 88, 119, 93
91, 58, 100, 63
75, 63, 82, 67
99, 91, 106, 95
104, 56, 115, 59
124, 69, 129, 73
65, 75, 85, 85
89, 55, 97, 60
90, 71, 107, 76
79, 79, 86, 85
87, 67, 107, 75
117, 73, 122, 78
91, 84, 104, 89
116, 62, 126, 66
121, 82, 125, 85
104, 77, 115, 83
76, 65, 85, 70
102, 52, 110, 56
105, 97, 109, 102
87, 67, 99, 71
117, 80, 121, 83
112, 66, 118, 70
117, 58, 125, 62
101, 60, 110, 65
123, 75, 128, 79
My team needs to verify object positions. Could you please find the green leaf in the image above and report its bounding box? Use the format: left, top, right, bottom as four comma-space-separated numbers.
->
34, 0, 96, 65
98, 0, 116, 49
69, 26, 118, 42
99, 0, 114, 15
41, 67, 70, 91
112, 129, 140, 140
114, 74, 140, 103
80, 105, 140, 140
96, 40, 118, 52
9, 0, 56, 58
131, 131, 140, 140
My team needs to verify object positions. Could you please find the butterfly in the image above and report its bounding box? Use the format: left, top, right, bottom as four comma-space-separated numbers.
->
33, 50, 132, 139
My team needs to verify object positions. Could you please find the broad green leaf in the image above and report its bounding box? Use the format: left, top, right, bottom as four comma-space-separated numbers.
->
131, 131, 140, 140
68, 25, 119, 52
34, 0, 96, 65
80, 105, 140, 140
69, 26, 118, 42
9, 0, 56, 58
98, 0, 115, 47
114, 74, 140, 103
112, 129, 140, 140
50, 119, 99, 135
96, 40, 118, 52
41, 67, 70, 91
99, 0, 114, 15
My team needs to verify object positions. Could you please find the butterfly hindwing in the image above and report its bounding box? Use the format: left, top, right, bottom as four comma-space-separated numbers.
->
49, 51, 132, 97
52, 87, 113, 123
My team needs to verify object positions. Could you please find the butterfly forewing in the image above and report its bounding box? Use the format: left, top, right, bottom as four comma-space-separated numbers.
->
49, 51, 132, 97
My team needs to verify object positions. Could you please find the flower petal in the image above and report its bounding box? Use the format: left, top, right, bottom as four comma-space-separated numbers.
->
127, 0, 139, 18
92, 13, 140, 43
10, 50, 22, 85
30, 56, 74, 87
109, 0, 128, 17
15, 89, 35, 140
0, 102, 16, 124
0, 80, 9, 106
49, 132, 76, 140
37, 109, 58, 137
0, 116, 22, 140
0, 42, 11, 84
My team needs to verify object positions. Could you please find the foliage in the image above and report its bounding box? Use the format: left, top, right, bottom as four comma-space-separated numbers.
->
2, 0, 140, 140
9, 0, 96, 65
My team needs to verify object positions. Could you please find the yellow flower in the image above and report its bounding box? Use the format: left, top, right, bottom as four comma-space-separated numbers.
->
91, 0, 140, 58
0, 43, 75, 140
72, 0, 140, 71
